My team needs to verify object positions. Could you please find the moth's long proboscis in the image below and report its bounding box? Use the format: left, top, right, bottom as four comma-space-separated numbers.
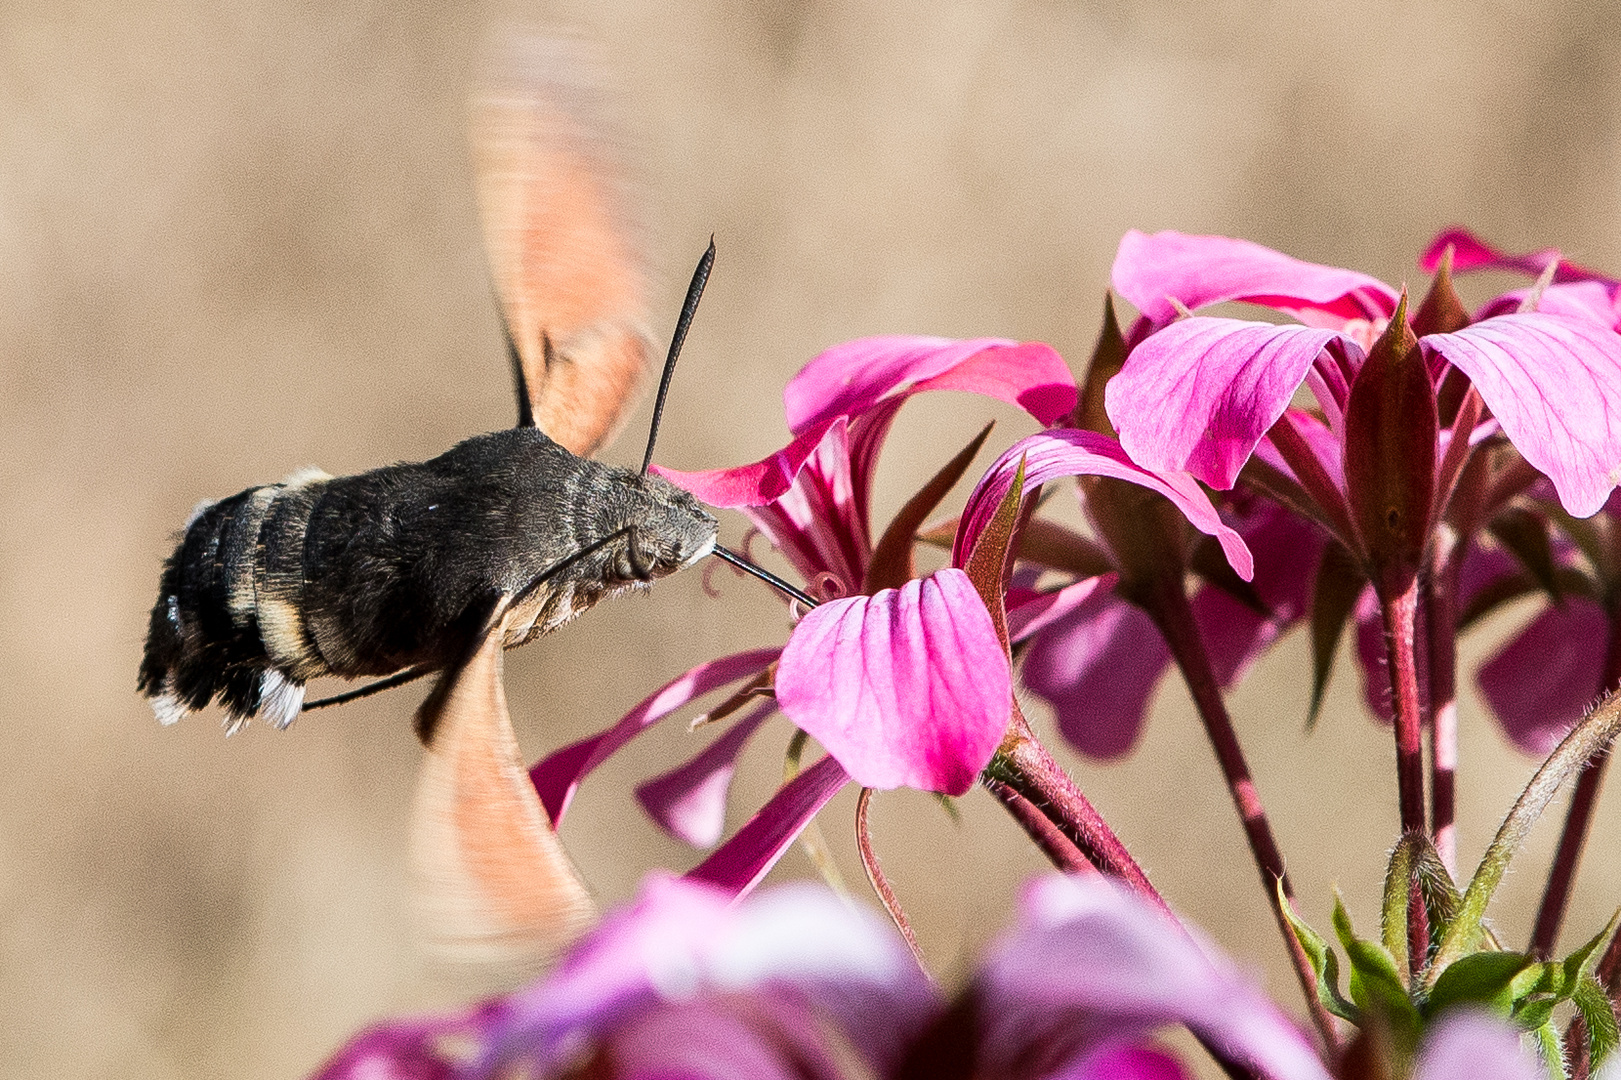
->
712, 544, 819, 609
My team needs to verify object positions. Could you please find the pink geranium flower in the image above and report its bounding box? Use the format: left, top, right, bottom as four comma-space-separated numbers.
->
1107, 228, 1621, 524
525, 336, 1077, 893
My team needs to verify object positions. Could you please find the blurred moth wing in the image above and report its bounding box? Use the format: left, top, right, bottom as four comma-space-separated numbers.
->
472, 31, 654, 455
411, 603, 596, 971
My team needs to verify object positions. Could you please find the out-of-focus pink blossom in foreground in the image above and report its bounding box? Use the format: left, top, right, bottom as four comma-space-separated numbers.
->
313, 874, 1548, 1080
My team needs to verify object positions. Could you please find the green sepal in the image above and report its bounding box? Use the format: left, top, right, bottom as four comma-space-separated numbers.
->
1513, 994, 1558, 1031
934, 792, 962, 826
1531, 1020, 1569, 1080
1382, 836, 1418, 974
1306, 542, 1364, 730
1488, 507, 1564, 605
1334, 893, 1422, 1043
1426, 950, 1535, 1016
1561, 911, 1619, 991
1276, 879, 1360, 1022
1572, 974, 1619, 1070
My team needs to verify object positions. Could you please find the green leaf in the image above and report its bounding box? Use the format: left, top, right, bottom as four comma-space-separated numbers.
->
1572, 974, 1619, 1070
1335, 893, 1421, 1042
1429, 692, 1621, 989
1427, 951, 1535, 1016
1277, 880, 1360, 1022
1561, 912, 1620, 991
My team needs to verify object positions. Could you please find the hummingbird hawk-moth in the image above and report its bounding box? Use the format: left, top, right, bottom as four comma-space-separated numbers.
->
137, 31, 801, 969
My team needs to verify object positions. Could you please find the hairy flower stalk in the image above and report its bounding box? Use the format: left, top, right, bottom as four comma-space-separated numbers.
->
1530, 607, 1621, 959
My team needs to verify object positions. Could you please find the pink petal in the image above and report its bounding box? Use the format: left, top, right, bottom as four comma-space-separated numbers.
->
1412, 1010, 1542, 1080
312, 1006, 496, 1080
744, 419, 869, 590
1354, 585, 1395, 723
955, 429, 1254, 581
653, 418, 837, 508
1021, 588, 1171, 761
529, 648, 781, 826
1194, 504, 1326, 686
1053, 1043, 1196, 1080
633, 703, 776, 848
783, 335, 1076, 434
686, 755, 852, 895
1476, 597, 1608, 756
1423, 312, 1621, 517
1008, 575, 1112, 643
1106, 316, 1354, 491
983, 875, 1334, 1080
1112, 230, 1397, 327
1421, 226, 1618, 288
1475, 281, 1621, 330
775, 569, 1012, 795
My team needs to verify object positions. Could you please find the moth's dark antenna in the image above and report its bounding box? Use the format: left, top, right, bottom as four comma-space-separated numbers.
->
506, 320, 536, 429
641, 237, 715, 476
712, 543, 819, 609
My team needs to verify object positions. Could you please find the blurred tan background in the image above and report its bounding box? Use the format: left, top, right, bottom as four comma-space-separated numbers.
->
3, 0, 1620, 1075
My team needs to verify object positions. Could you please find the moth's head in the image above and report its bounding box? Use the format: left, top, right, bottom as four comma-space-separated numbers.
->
608, 471, 717, 583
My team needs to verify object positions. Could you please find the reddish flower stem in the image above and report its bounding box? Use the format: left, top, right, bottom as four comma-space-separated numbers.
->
1529, 610, 1621, 959
982, 776, 1098, 876
991, 704, 1167, 912
1380, 582, 1429, 835
855, 788, 930, 975
1424, 554, 1461, 875
1144, 577, 1341, 1056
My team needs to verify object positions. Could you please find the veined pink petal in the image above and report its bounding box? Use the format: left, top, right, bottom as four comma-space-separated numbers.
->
1422, 312, 1621, 517
529, 648, 781, 826
983, 875, 1334, 1080
745, 420, 869, 590
1476, 597, 1607, 756
653, 418, 838, 508
1106, 317, 1353, 492
634, 702, 776, 848
1475, 281, 1621, 329
1421, 226, 1618, 288
955, 429, 1254, 580
775, 569, 1012, 795
1112, 230, 1397, 327
1412, 1010, 1542, 1080
784, 335, 1076, 434
687, 755, 852, 895
1022, 587, 1171, 761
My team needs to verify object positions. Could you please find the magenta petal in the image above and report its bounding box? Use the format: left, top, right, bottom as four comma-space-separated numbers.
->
1106, 316, 1353, 491
1412, 1010, 1542, 1080
653, 418, 838, 508
687, 754, 852, 895
1423, 312, 1621, 517
955, 429, 1254, 580
774, 569, 1011, 795
634, 703, 775, 848
529, 648, 782, 826
1008, 575, 1112, 643
1022, 589, 1171, 761
1422, 226, 1618, 288
1476, 281, 1621, 329
1112, 230, 1397, 327
1476, 597, 1608, 756
983, 875, 1333, 1080
1054, 1043, 1196, 1080
312, 1005, 496, 1080
783, 335, 1077, 433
